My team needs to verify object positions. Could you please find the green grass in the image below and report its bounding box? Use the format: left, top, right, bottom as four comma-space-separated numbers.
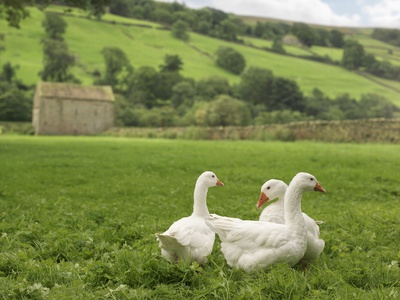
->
242, 34, 400, 66
1, 8, 400, 105
0, 136, 400, 299
311, 45, 343, 61
353, 34, 400, 66
240, 36, 313, 56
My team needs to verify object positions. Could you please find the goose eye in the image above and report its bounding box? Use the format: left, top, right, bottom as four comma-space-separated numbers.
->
212, 175, 215, 178
310, 178, 314, 181
267, 187, 271, 190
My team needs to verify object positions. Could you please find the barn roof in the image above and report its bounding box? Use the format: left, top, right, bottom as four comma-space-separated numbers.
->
36, 82, 114, 102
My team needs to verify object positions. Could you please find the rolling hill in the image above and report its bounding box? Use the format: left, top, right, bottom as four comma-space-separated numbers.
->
1, 6, 400, 106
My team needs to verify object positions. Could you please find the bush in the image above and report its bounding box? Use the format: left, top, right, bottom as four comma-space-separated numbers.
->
195, 76, 231, 101
197, 95, 251, 126
171, 20, 190, 41
137, 106, 178, 127
254, 110, 310, 125
215, 46, 246, 75
0, 82, 32, 122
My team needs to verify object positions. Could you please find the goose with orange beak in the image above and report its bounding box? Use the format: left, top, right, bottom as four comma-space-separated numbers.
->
206, 172, 326, 272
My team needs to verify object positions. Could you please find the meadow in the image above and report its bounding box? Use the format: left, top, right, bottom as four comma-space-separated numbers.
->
2, 7, 400, 105
0, 136, 399, 299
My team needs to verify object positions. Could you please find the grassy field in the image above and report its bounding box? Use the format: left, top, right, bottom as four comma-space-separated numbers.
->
240, 36, 313, 56
0, 136, 399, 299
241, 33, 400, 66
1, 8, 400, 105
353, 34, 400, 66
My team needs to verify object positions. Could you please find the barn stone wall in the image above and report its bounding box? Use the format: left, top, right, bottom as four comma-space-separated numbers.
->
33, 82, 114, 135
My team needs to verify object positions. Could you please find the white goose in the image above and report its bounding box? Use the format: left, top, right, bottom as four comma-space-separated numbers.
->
156, 171, 224, 264
205, 172, 325, 272
256, 179, 325, 266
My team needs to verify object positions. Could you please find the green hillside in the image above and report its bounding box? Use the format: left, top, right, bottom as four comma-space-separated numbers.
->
353, 34, 400, 66
1, 7, 400, 105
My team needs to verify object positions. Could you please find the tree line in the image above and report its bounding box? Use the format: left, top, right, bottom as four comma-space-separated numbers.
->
104, 53, 398, 127
372, 28, 400, 47
108, 0, 345, 48
1, 3, 399, 126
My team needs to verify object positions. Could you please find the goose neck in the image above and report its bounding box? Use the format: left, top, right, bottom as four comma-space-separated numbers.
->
284, 186, 305, 227
192, 183, 210, 217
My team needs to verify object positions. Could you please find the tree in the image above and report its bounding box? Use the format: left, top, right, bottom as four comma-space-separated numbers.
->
152, 8, 173, 24
171, 20, 190, 42
330, 30, 344, 48
304, 88, 331, 118
42, 13, 67, 40
0, 62, 17, 83
215, 46, 246, 75
253, 21, 265, 38
0, 62, 32, 121
203, 95, 251, 126
137, 106, 177, 127
332, 93, 359, 119
125, 66, 157, 108
236, 67, 274, 107
109, 0, 132, 17
173, 11, 195, 27
208, 7, 228, 27
96, 47, 133, 92
196, 76, 231, 101
313, 28, 329, 46
271, 77, 305, 112
171, 81, 196, 109
114, 94, 138, 126
193, 8, 213, 35
155, 72, 183, 101
0, 0, 111, 28
0, 0, 32, 28
271, 36, 285, 54
292, 23, 315, 47
155, 55, 184, 100
39, 9, 78, 83
0, 82, 32, 121
0, 33, 4, 52
214, 18, 239, 41
39, 38, 77, 82
357, 94, 398, 119
159, 54, 183, 72
341, 40, 365, 70
195, 20, 211, 35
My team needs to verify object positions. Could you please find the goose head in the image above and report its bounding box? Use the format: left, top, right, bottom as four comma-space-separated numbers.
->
257, 179, 288, 209
291, 172, 326, 193
197, 171, 224, 188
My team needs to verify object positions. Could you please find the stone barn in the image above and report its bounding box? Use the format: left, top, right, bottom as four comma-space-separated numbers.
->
33, 82, 115, 135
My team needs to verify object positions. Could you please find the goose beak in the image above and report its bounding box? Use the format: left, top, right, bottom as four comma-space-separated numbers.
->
256, 192, 269, 209
314, 181, 326, 193
216, 179, 224, 186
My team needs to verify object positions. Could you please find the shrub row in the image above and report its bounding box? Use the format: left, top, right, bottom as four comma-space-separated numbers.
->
104, 118, 400, 143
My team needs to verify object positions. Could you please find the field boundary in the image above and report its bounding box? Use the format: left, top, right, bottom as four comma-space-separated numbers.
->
2, 119, 400, 143
104, 118, 400, 143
